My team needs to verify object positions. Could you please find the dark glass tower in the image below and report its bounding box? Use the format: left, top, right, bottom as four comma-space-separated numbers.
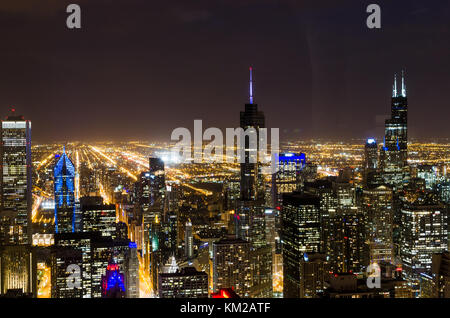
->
0, 110, 32, 245
240, 67, 265, 201
236, 68, 272, 298
364, 139, 378, 170
281, 192, 321, 298
381, 71, 409, 187
54, 148, 76, 233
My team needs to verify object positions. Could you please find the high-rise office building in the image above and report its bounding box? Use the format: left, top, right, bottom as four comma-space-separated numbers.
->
381, 72, 409, 188
158, 266, 208, 298
363, 138, 383, 187
299, 253, 327, 298
432, 252, 450, 298
417, 165, 437, 190
281, 192, 321, 298
400, 194, 448, 286
362, 185, 394, 263
271, 153, 306, 208
54, 148, 76, 233
136, 159, 166, 271
304, 178, 338, 254
125, 242, 140, 298
51, 247, 83, 298
326, 207, 368, 274
0, 111, 32, 245
149, 157, 166, 215
364, 139, 378, 170
137, 157, 166, 214
80, 197, 117, 237
212, 237, 251, 297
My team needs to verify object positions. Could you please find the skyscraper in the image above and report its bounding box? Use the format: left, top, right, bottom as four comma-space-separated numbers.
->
362, 185, 394, 264
272, 153, 306, 208
158, 267, 208, 298
101, 262, 126, 298
80, 197, 117, 237
212, 237, 251, 297
125, 242, 140, 298
239, 67, 265, 201
364, 139, 378, 170
236, 67, 272, 298
400, 193, 448, 295
54, 148, 76, 233
0, 110, 32, 245
281, 192, 321, 298
148, 157, 166, 213
326, 207, 368, 273
381, 71, 409, 188
363, 138, 385, 189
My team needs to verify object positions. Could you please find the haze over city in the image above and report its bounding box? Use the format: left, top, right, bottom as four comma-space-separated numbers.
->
0, 0, 449, 142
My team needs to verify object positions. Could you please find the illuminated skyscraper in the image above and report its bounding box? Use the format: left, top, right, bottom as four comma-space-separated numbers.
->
432, 252, 450, 298
400, 193, 448, 295
125, 242, 140, 298
0, 110, 32, 245
80, 197, 116, 237
281, 192, 321, 298
54, 148, 76, 233
102, 262, 126, 298
158, 267, 208, 298
381, 71, 409, 188
362, 185, 394, 263
417, 165, 437, 190
272, 153, 306, 208
364, 139, 378, 170
299, 252, 327, 298
136, 158, 166, 270
326, 207, 368, 273
212, 237, 251, 297
363, 138, 384, 189
148, 157, 166, 212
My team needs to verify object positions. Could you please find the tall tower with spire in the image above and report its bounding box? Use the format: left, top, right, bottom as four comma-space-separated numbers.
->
381, 71, 409, 188
236, 67, 273, 298
239, 67, 265, 201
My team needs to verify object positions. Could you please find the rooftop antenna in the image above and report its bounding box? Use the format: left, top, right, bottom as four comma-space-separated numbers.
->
249, 67, 254, 104
401, 70, 407, 97
392, 74, 398, 97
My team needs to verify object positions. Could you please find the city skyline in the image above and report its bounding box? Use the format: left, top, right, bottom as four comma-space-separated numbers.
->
1, 0, 450, 303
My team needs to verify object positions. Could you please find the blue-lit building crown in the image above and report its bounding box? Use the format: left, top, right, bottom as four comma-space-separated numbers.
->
54, 150, 76, 233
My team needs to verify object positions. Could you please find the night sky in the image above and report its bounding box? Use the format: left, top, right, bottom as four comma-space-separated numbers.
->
0, 0, 449, 143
